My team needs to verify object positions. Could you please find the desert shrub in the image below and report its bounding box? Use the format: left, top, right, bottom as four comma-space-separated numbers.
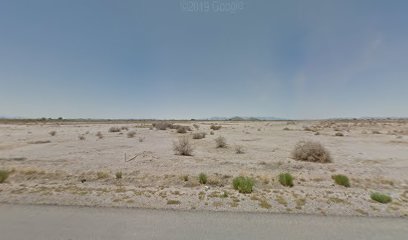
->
210, 124, 222, 130
0, 170, 10, 183
210, 131, 214, 135
78, 135, 86, 140
127, 131, 136, 138
177, 127, 188, 133
292, 140, 332, 163
199, 173, 207, 184
215, 136, 227, 148
235, 145, 245, 154
372, 130, 381, 134
115, 171, 122, 179
138, 136, 145, 142
173, 136, 194, 156
192, 132, 206, 139
371, 192, 392, 204
335, 132, 344, 137
283, 127, 290, 131
232, 176, 254, 193
332, 174, 350, 187
96, 132, 103, 139
167, 200, 181, 205
49, 131, 56, 136
154, 122, 173, 130
279, 173, 294, 187
121, 126, 129, 131
109, 127, 121, 133
193, 124, 200, 129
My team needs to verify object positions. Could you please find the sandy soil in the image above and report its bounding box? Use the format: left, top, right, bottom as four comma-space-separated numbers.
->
0, 119, 407, 217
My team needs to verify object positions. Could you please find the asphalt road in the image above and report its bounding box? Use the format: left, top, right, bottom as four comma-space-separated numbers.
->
0, 204, 407, 240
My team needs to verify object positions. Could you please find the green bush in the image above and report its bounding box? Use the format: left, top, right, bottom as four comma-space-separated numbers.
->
332, 174, 350, 187
233, 176, 254, 193
199, 173, 207, 184
371, 192, 392, 204
279, 173, 294, 187
115, 171, 122, 179
0, 170, 10, 183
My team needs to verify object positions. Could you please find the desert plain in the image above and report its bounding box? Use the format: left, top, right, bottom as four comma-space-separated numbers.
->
0, 119, 407, 217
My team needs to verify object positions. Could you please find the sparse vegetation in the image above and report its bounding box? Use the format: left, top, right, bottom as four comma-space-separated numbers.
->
372, 130, 381, 134
49, 131, 56, 136
109, 127, 121, 132
138, 136, 145, 142
232, 176, 254, 193
167, 200, 181, 205
115, 171, 122, 179
210, 124, 222, 130
0, 170, 10, 183
210, 131, 214, 135
215, 136, 227, 148
335, 132, 344, 137
235, 145, 245, 154
199, 173, 207, 184
182, 175, 189, 181
176, 127, 187, 133
127, 131, 136, 138
173, 136, 194, 156
78, 135, 86, 140
97, 171, 109, 179
279, 173, 294, 187
193, 124, 200, 129
371, 192, 392, 204
192, 132, 206, 139
153, 122, 173, 130
332, 174, 350, 187
96, 131, 103, 139
28, 140, 51, 144
292, 140, 332, 163
121, 126, 129, 131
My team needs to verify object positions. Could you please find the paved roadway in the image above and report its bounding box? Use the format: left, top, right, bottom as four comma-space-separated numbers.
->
0, 204, 407, 240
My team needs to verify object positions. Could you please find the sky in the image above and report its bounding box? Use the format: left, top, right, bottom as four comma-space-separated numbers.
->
0, 0, 407, 119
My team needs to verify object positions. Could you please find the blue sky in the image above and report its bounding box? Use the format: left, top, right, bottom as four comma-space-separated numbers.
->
0, 0, 407, 119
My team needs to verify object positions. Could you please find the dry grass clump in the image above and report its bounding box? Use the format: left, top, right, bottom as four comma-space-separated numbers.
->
0, 170, 10, 183
193, 124, 200, 129
192, 132, 206, 139
138, 136, 145, 142
215, 136, 227, 148
121, 126, 129, 131
127, 131, 136, 138
96, 131, 103, 139
210, 124, 222, 130
210, 131, 214, 135
49, 131, 56, 136
335, 132, 344, 137
173, 136, 194, 156
292, 140, 332, 163
199, 173, 208, 184
115, 171, 122, 179
78, 135, 86, 140
235, 145, 245, 154
372, 130, 381, 134
96, 171, 109, 179
109, 127, 121, 132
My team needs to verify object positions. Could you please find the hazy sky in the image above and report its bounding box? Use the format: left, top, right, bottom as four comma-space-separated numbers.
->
1, 0, 407, 119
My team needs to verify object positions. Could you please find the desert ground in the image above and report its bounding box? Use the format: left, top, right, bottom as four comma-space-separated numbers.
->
0, 119, 407, 217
